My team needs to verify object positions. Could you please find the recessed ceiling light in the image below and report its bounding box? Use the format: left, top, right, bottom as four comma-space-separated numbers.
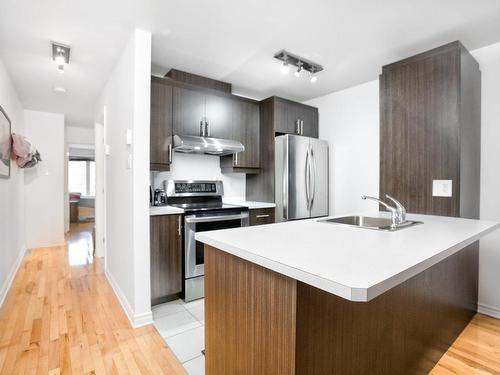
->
53, 86, 67, 94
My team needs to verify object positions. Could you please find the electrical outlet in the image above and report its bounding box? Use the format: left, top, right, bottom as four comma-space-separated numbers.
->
432, 180, 452, 197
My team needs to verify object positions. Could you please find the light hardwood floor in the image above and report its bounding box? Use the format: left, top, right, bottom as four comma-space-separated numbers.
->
0, 223, 186, 374
0, 224, 499, 374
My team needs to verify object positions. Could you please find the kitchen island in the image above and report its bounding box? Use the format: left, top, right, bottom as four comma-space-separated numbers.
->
196, 212, 499, 374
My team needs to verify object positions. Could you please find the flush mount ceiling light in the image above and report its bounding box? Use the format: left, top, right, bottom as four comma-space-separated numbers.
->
274, 49, 323, 83
51, 42, 70, 73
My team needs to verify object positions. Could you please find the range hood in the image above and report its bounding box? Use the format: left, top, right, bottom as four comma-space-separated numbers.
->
173, 135, 245, 156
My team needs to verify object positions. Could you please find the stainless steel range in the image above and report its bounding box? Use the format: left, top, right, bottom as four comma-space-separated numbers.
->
166, 180, 249, 301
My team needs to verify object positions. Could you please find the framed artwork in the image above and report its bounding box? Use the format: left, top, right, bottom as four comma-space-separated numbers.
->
0, 105, 11, 178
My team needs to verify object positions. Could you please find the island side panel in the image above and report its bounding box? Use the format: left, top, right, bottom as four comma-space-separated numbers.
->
204, 245, 297, 375
295, 242, 479, 375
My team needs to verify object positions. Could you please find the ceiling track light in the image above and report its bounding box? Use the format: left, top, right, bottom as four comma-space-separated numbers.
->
51, 42, 71, 73
294, 62, 304, 78
274, 49, 323, 82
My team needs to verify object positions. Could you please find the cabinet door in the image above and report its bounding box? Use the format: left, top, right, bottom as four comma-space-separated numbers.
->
150, 80, 173, 170
173, 86, 205, 137
275, 99, 299, 135
231, 99, 260, 169
249, 208, 275, 226
150, 214, 183, 305
205, 94, 232, 139
300, 107, 319, 138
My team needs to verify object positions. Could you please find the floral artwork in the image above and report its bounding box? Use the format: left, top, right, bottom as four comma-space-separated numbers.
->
0, 106, 11, 178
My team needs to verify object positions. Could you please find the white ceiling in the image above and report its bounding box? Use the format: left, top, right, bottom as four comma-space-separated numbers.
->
1, 0, 500, 128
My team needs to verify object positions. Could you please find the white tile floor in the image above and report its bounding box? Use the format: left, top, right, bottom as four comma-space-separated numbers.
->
153, 299, 206, 375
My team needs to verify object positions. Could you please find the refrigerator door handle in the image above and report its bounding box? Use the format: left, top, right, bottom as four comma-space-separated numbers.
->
283, 138, 288, 220
310, 147, 316, 209
305, 146, 310, 210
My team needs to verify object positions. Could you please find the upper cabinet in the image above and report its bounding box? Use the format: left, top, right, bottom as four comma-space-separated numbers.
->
380, 41, 480, 219
172, 86, 205, 137
220, 98, 260, 173
205, 94, 232, 139
274, 97, 319, 138
150, 77, 173, 171
172, 86, 232, 139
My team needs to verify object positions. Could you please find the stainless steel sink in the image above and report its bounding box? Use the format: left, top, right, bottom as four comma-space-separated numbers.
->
317, 215, 422, 231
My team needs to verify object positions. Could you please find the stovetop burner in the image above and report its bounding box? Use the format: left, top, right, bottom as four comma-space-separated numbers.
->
164, 180, 248, 214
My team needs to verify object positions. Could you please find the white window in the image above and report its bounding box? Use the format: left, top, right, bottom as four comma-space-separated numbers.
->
68, 160, 95, 196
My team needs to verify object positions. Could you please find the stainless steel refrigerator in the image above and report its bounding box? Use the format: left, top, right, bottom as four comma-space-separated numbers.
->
275, 134, 329, 222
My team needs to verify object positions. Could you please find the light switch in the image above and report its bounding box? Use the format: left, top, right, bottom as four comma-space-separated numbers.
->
105, 144, 111, 155
126, 129, 133, 145
433, 180, 452, 197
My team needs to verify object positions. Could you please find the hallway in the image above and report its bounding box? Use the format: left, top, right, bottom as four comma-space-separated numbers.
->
0, 225, 185, 374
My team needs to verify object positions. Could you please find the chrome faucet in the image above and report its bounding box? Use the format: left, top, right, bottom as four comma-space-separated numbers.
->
361, 194, 407, 227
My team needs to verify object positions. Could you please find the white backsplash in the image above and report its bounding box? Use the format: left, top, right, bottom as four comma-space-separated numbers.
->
151, 152, 246, 198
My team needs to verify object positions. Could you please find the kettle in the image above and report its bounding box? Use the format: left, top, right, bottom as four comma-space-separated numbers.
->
153, 189, 167, 206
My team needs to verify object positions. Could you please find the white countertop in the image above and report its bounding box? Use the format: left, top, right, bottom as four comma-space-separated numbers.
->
222, 198, 276, 209
196, 212, 500, 302
150, 199, 276, 215
150, 206, 184, 215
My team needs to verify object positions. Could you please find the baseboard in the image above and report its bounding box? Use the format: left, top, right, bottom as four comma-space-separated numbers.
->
27, 240, 66, 250
478, 302, 500, 319
0, 246, 26, 309
105, 269, 153, 328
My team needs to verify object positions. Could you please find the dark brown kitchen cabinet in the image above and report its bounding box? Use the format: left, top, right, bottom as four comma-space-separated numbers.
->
150, 77, 173, 171
205, 94, 232, 139
150, 214, 183, 305
172, 86, 233, 139
220, 98, 260, 173
172, 86, 205, 137
249, 208, 275, 226
274, 97, 319, 137
380, 41, 480, 219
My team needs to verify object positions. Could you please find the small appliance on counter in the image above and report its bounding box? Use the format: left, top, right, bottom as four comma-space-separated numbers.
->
152, 186, 167, 206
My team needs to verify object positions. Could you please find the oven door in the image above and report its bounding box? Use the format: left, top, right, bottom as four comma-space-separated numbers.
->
184, 212, 249, 279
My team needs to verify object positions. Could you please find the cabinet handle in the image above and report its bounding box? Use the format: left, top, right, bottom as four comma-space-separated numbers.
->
300, 120, 304, 135
234, 152, 238, 166
255, 214, 270, 218
168, 143, 172, 163
296, 119, 301, 135
200, 120, 205, 137
205, 121, 210, 137
177, 216, 182, 236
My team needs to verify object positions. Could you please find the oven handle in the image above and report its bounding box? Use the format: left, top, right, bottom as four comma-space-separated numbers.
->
185, 213, 249, 224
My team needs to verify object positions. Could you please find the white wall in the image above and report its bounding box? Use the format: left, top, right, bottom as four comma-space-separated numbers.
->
152, 153, 246, 199
65, 125, 95, 145
95, 29, 152, 327
472, 42, 500, 318
24, 110, 65, 249
306, 42, 500, 317
306, 80, 380, 216
0, 59, 25, 307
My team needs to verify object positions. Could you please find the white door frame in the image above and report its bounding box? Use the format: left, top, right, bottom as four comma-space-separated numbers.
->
94, 107, 107, 260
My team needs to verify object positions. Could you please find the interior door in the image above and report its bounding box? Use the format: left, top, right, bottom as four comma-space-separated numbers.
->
287, 135, 310, 220
309, 138, 329, 218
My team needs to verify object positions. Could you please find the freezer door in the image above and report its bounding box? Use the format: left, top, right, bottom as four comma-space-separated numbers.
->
309, 138, 329, 218
286, 135, 311, 220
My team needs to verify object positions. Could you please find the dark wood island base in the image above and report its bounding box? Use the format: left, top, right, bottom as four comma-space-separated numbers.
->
204, 242, 479, 374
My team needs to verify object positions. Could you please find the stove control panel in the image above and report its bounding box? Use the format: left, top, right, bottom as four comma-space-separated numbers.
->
166, 180, 223, 197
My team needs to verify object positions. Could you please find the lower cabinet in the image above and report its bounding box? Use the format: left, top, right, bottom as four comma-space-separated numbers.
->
249, 208, 275, 226
150, 214, 183, 305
